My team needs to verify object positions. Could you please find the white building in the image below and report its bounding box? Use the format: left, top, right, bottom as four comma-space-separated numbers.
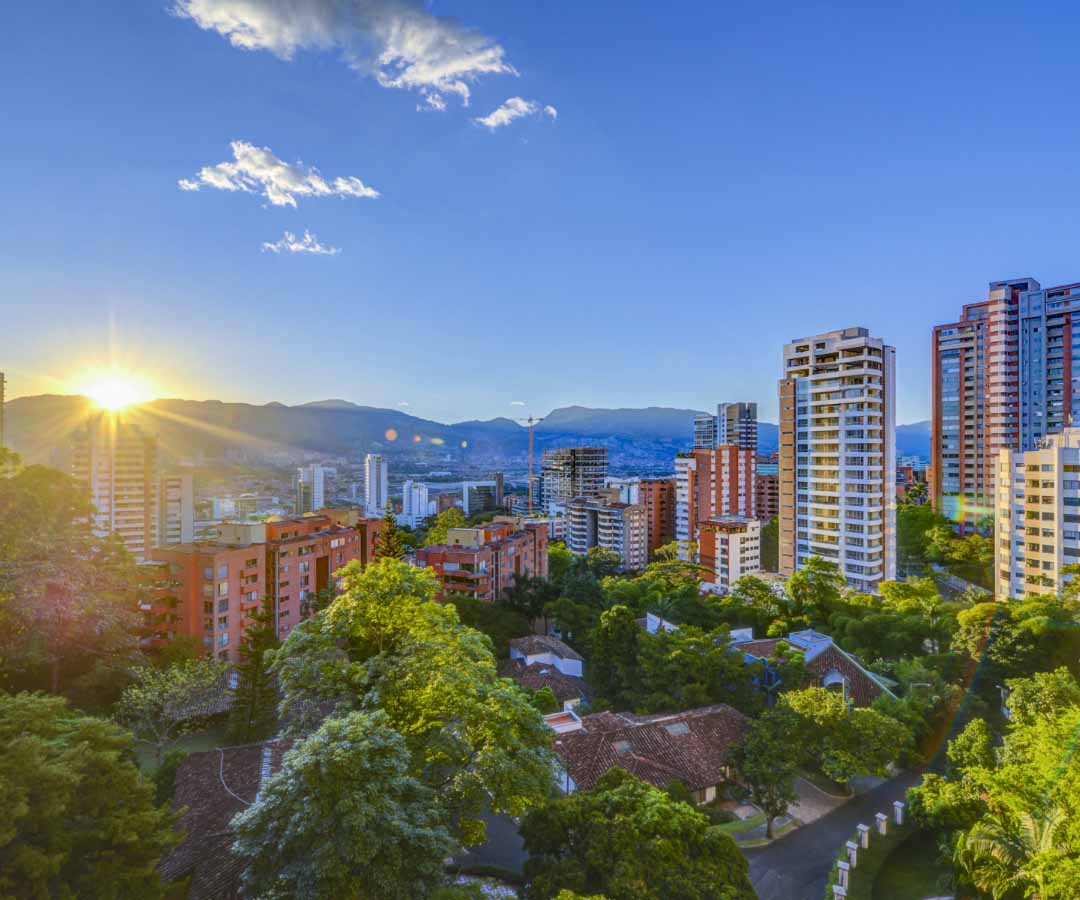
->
606, 477, 641, 505
399, 480, 434, 527
158, 471, 194, 546
70, 415, 159, 561
996, 427, 1080, 600
698, 516, 761, 593
567, 494, 647, 571
294, 464, 326, 514
779, 327, 896, 593
364, 453, 388, 517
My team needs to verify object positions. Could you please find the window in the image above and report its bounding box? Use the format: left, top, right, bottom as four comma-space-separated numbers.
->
218, 565, 228, 579
218, 582, 228, 597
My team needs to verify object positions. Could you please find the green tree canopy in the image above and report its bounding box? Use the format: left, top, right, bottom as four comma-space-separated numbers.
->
226, 601, 280, 744
374, 504, 407, 560
520, 769, 756, 900
0, 692, 178, 899
732, 706, 801, 838
422, 508, 467, 546
232, 710, 455, 900
272, 559, 553, 846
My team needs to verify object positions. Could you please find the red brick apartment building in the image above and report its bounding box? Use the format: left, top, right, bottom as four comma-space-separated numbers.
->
415, 517, 548, 603
638, 477, 676, 557
147, 512, 383, 659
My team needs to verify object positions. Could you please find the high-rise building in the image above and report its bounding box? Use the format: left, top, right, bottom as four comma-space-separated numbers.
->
462, 480, 502, 516
608, 476, 676, 558
755, 472, 779, 523
71, 415, 159, 561
294, 465, 326, 514
779, 327, 896, 592
567, 494, 647, 571
698, 516, 761, 593
541, 447, 607, 512
364, 453, 388, 517
995, 426, 1080, 600
400, 480, 433, 527
693, 403, 758, 452
674, 447, 755, 560
930, 278, 1080, 528
158, 471, 195, 547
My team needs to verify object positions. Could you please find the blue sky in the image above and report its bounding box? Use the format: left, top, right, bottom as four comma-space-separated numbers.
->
3, 0, 1080, 425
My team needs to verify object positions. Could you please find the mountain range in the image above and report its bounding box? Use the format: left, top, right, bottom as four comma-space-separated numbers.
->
2, 395, 930, 471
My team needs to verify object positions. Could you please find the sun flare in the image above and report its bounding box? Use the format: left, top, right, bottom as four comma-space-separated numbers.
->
74, 370, 153, 411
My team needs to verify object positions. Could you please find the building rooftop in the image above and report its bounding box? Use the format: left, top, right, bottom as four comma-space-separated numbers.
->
553, 704, 749, 793
508, 634, 584, 662
498, 659, 587, 704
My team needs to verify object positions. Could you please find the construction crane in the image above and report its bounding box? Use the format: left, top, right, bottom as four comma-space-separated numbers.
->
514, 415, 544, 514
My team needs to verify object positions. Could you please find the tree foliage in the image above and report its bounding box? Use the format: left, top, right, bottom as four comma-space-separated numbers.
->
520, 769, 756, 900
374, 504, 407, 560
0, 692, 178, 899
272, 559, 553, 847
422, 508, 467, 547
226, 601, 280, 744
732, 706, 800, 838
232, 710, 455, 900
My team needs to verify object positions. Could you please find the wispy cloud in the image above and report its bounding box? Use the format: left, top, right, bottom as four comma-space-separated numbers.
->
397, 400, 410, 407
172, 0, 515, 106
474, 97, 558, 131
180, 141, 379, 208
261, 230, 341, 256
510, 400, 526, 407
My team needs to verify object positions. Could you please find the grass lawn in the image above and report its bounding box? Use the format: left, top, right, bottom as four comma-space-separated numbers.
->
715, 812, 766, 836
872, 829, 952, 900
135, 726, 230, 774
796, 767, 854, 798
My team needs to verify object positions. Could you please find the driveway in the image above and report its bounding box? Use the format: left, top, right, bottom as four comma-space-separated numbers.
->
744, 771, 923, 900
453, 811, 528, 873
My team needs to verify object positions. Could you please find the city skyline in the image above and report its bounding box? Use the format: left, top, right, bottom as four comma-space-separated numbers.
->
6, 2, 1080, 424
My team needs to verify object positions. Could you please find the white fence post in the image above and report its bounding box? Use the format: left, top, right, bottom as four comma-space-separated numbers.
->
875, 812, 888, 836
857, 824, 870, 848
893, 801, 905, 826
837, 861, 850, 888
845, 840, 858, 867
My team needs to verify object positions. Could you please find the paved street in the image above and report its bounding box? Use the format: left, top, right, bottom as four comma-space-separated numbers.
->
744, 772, 923, 900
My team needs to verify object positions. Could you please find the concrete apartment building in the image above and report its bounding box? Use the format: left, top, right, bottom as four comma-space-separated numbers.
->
364, 453, 388, 517
293, 465, 326, 514
71, 415, 159, 561
693, 402, 758, 452
415, 518, 549, 602
606, 476, 676, 558
567, 492, 648, 571
995, 427, 1080, 600
755, 472, 779, 523
158, 471, 195, 547
779, 327, 896, 593
932, 278, 1080, 531
698, 516, 761, 593
462, 474, 505, 516
541, 447, 607, 512
399, 480, 433, 527
675, 447, 755, 561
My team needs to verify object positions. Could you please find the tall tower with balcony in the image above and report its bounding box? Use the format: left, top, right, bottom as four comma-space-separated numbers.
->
778, 327, 896, 592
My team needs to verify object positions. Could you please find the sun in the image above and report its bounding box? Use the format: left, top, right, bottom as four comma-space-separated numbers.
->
74, 370, 153, 411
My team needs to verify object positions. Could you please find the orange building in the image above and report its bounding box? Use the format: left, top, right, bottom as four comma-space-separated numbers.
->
675, 447, 755, 558
755, 473, 779, 523
148, 511, 384, 657
638, 477, 676, 557
416, 518, 548, 603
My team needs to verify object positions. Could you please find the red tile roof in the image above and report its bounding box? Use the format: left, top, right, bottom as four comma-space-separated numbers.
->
553, 704, 749, 793
509, 634, 583, 662
498, 659, 587, 704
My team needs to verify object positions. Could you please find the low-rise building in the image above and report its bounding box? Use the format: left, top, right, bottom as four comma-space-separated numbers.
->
551, 705, 749, 801
415, 518, 548, 602
698, 516, 761, 593
508, 634, 583, 677
499, 658, 587, 711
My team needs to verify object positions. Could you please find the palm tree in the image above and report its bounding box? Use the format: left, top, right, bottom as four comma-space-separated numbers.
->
955, 805, 1066, 899
906, 481, 928, 505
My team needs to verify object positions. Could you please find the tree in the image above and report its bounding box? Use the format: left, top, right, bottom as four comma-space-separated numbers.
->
905, 480, 928, 505
529, 686, 560, 714
760, 517, 779, 571
226, 602, 280, 744
0, 692, 178, 899
1005, 666, 1080, 727
520, 769, 755, 900
374, 503, 407, 560
116, 658, 226, 767
446, 593, 530, 657
785, 556, 844, 620
732, 707, 800, 838
423, 508, 466, 547
779, 687, 912, 784
587, 605, 642, 708
946, 719, 996, 775
273, 559, 553, 847
232, 710, 455, 900
0, 459, 144, 698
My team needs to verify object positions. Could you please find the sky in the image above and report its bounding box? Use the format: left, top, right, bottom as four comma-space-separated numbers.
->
3, 0, 1080, 426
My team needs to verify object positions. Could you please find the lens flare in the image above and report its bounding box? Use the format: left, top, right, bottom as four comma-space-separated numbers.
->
73, 369, 152, 411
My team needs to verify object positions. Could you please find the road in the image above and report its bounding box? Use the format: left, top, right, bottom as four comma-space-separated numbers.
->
744, 771, 923, 900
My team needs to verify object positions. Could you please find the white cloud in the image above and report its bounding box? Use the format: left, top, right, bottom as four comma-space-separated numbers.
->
510, 400, 526, 407
261, 230, 341, 255
416, 92, 446, 112
397, 400, 410, 407
172, 0, 515, 106
474, 97, 557, 131
179, 141, 379, 207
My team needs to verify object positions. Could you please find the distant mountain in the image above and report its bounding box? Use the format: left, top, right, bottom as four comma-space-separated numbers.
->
896, 420, 931, 459
2, 394, 924, 472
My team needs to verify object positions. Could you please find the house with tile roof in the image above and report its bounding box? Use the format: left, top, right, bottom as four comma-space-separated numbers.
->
550, 704, 749, 804
508, 634, 583, 677
498, 657, 588, 710
160, 740, 290, 899
731, 629, 895, 707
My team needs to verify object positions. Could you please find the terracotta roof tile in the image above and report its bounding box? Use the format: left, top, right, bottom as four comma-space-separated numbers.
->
497, 659, 587, 704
